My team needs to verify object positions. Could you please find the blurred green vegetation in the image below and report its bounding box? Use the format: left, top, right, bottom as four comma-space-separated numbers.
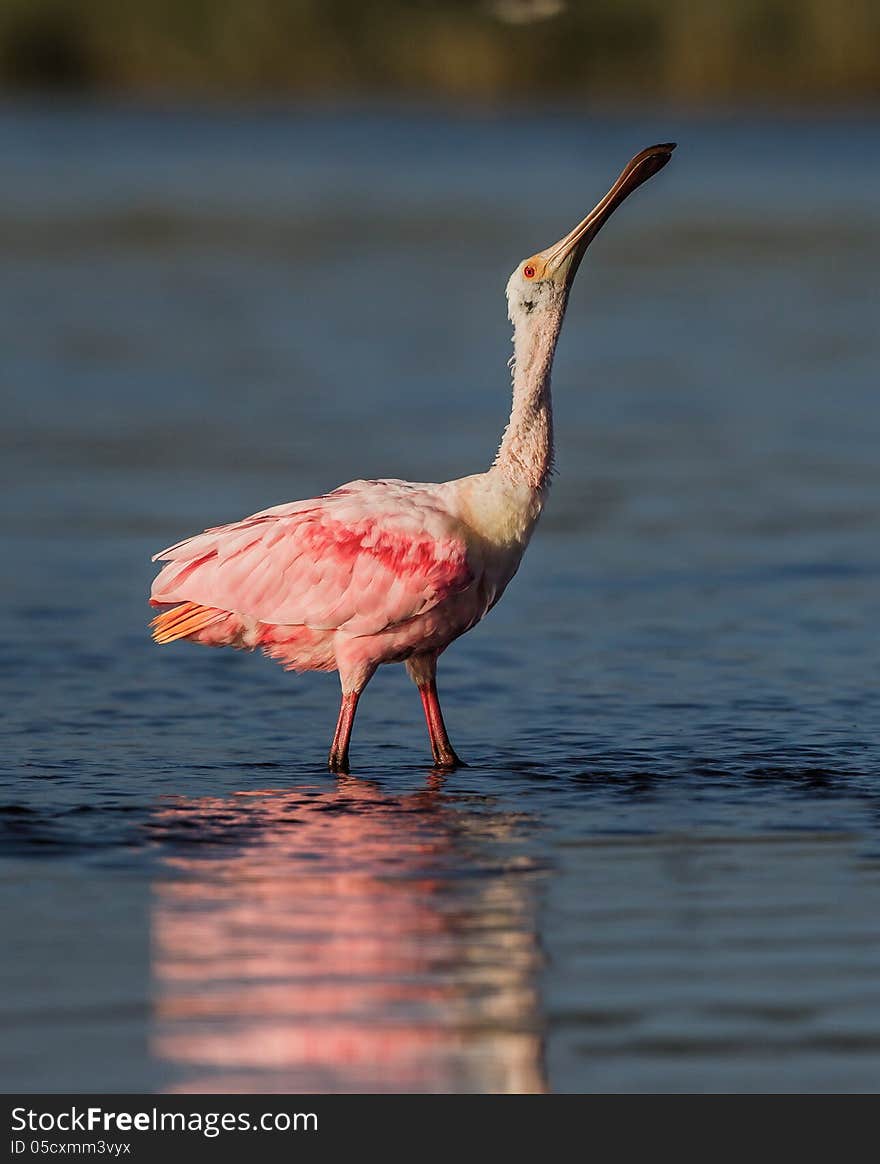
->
0, 0, 877, 103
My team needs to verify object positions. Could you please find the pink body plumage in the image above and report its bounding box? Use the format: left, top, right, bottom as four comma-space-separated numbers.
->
151, 479, 498, 689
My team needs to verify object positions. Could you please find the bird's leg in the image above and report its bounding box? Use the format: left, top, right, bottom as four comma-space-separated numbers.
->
328, 663, 376, 774
328, 690, 360, 774
406, 654, 465, 769
420, 681, 465, 769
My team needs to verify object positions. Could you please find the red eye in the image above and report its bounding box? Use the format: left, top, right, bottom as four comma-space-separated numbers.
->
523, 264, 536, 279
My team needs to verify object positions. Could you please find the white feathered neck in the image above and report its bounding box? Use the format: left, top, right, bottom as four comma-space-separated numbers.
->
491, 291, 567, 493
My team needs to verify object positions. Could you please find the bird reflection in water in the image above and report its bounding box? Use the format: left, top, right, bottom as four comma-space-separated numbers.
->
149, 774, 546, 1093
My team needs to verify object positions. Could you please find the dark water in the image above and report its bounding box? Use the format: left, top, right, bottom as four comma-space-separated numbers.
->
2, 105, 880, 1093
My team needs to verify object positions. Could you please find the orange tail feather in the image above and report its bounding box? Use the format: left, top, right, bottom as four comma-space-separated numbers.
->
150, 601, 225, 645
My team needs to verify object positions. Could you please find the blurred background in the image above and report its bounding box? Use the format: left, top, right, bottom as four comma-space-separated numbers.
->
2, 0, 880, 1095
0, 0, 878, 104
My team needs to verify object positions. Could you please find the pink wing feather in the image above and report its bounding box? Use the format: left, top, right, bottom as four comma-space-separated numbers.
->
150, 480, 475, 637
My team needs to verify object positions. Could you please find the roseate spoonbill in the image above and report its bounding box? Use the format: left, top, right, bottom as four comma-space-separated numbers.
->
150, 143, 674, 772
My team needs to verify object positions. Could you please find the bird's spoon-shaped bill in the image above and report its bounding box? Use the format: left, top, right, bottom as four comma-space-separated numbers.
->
542, 142, 676, 285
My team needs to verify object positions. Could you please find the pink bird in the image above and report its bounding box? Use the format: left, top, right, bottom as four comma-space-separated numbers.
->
150, 143, 674, 772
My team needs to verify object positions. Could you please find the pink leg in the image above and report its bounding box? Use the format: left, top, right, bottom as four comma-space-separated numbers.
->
406, 654, 464, 769
418, 679, 464, 768
328, 690, 360, 774
328, 661, 377, 774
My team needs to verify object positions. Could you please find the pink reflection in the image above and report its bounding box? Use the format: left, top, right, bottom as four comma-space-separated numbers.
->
150, 776, 545, 1092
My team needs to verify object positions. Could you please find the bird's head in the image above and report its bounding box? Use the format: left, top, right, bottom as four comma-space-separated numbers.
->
506, 142, 675, 323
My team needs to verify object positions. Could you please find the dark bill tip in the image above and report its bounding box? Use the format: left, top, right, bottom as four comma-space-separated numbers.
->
628, 142, 677, 181
601, 142, 676, 215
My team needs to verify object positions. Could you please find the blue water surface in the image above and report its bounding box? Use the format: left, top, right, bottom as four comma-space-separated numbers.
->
1, 105, 879, 1093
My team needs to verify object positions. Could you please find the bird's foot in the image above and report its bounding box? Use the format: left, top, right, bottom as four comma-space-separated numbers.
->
431, 749, 467, 771
327, 750, 351, 775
